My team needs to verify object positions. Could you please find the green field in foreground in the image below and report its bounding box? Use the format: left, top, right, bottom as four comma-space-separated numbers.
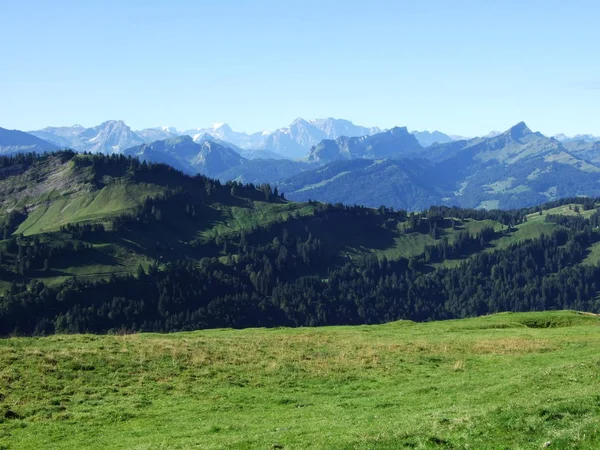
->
2, 311, 600, 449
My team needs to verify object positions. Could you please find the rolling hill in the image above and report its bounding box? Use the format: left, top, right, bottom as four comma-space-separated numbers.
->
2, 151, 600, 338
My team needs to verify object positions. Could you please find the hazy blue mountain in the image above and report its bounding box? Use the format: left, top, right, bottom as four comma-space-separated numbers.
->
31, 118, 382, 160
135, 127, 180, 142
281, 158, 442, 211
449, 134, 471, 141
0, 127, 59, 155
191, 140, 247, 176
24, 119, 600, 211
183, 123, 265, 150
238, 148, 287, 160
259, 117, 380, 159
76, 120, 145, 153
310, 118, 380, 140
410, 130, 454, 147
124, 135, 247, 177
217, 159, 313, 185
307, 127, 423, 163
554, 133, 600, 143
424, 122, 600, 209
123, 142, 194, 174
30, 120, 144, 154
180, 118, 381, 159
481, 131, 502, 138
191, 134, 283, 160
561, 140, 600, 164
275, 122, 600, 211
124, 135, 200, 173
124, 134, 308, 182
29, 125, 86, 148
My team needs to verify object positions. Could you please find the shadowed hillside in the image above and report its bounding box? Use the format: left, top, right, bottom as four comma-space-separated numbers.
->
2, 152, 600, 335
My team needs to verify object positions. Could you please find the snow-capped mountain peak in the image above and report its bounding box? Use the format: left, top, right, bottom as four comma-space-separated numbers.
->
30, 120, 144, 154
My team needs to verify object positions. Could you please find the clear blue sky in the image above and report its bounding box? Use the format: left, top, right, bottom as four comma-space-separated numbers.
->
2, 0, 599, 136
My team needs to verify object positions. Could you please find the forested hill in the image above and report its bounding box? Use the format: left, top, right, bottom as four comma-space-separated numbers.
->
1, 151, 600, 336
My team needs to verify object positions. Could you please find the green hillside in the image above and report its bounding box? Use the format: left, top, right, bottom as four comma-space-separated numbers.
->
1, 311, 600, 449
2, 152, 600, 336
0, 152, 313, 287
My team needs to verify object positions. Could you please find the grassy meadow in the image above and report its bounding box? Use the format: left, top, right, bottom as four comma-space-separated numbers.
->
2, 311, 600, 449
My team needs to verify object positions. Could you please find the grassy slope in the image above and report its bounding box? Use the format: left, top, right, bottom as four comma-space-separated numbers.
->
16, 182, 166, 236
376, 204, 596, 264
199, 201, 317, 242
1, 311, 599, 449
0, 152, 595, 288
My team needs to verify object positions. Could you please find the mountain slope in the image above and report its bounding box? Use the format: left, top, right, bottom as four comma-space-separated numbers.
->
191, 139, 247, 175
122, 135, 200, 173
261, 117, 380, 159
2, 152, 600, 343
411, 130, 455, 146
135, 127, 180, 142
182, 123, 264, 149
123, 135, 248, 177
0, 127, 59, 155
28, 125, 86, 148
275, 122, 600, 210
562, 140, 600, 164
307, 127, 423, 163
217, 159, 314, 184
30, 121, 145, 154
281, 158, 443, 210
28, 118, 382, 160
554, 133, 600, 143
425, 122, 600, 208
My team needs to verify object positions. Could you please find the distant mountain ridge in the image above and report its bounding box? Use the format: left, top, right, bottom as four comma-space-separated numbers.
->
410, 130, 455, 147
0, 127, 58, 155
16, 118, 600, 211
307, 127, 422, 163
30, 120, 144, 154
283, 122, 600, 210
29, 117, 383, 159
554, 133, 600, 143
180, 118, 381, 159
123, 135, 247, 177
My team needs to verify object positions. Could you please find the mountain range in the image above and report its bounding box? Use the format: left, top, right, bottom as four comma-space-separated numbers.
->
3, 118, 600, 211
123, 135, 248, 175
30, 121, 145, 154
554, 133, 600, 143
113, 121, 600, 211
0, 127, 59, 155
27, 118, 385, 159
306, 127, 423, 163
25, 118, 467, 159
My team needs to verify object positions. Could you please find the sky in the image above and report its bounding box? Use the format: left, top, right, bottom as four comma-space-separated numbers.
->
1, 0, 599, 137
